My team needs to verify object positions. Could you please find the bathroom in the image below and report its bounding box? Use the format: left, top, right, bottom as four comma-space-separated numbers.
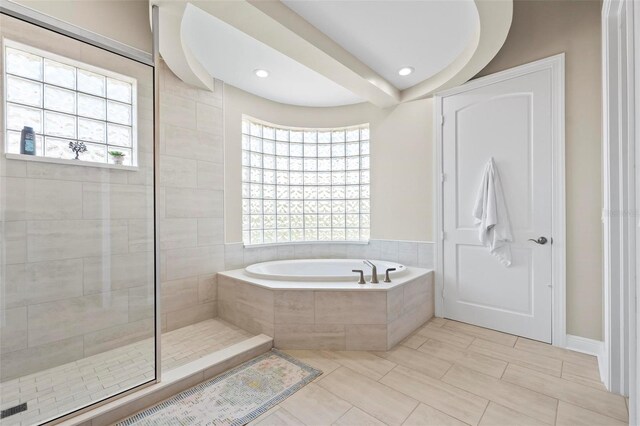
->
0, 0, 637, 425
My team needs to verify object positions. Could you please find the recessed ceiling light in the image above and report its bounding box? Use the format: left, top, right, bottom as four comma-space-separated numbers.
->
254, 69, 269, 78
398, 67, 414, 76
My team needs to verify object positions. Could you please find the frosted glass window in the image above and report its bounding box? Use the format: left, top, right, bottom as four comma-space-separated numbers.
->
44, 86, 75, 114
3, 40, 137, 166
78, 93, 106, 120
77, 69, 105, 96
242, 117, 370, 245
44, 59, 75, 89
7, 75, 42, 107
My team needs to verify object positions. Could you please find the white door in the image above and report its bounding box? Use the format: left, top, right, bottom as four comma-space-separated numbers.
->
439, 57, 564, 343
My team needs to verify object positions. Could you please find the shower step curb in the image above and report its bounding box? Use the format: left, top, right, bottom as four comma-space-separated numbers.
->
54, 334, 274, 426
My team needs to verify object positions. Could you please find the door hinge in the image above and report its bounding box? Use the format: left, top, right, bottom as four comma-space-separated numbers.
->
441, 173, 446, 183
441, 231, 446, 240
440, 115, 445, 126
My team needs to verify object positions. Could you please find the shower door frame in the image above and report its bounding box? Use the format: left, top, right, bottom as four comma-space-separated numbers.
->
0, 0, 162, 423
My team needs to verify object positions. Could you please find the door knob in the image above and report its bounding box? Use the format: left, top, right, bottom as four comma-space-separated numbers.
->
528, 237, 548, 245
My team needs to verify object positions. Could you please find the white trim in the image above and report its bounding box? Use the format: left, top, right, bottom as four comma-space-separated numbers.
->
5, 153, 138, 171
565, 334, 607, 386
434, 54, 566, 346
602, 0, 638, 399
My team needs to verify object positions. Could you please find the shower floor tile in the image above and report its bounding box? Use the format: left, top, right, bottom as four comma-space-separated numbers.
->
0, 318, 253, 426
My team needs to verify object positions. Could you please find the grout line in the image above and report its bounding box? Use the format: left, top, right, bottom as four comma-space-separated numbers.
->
477, 399, 491, 426
499, 362, 508, 379
399, 400, 420, 425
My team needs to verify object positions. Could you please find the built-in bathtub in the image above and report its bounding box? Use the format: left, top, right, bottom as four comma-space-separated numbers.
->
218, 259, 434, 351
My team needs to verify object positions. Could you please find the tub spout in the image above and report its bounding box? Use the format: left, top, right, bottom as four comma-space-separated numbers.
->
363, 260, 379, 284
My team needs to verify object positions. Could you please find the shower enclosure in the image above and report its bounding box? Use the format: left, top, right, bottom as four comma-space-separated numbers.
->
0, 8, 157, 425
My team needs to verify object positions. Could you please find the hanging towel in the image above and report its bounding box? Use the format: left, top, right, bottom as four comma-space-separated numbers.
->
472, 158, 513, 267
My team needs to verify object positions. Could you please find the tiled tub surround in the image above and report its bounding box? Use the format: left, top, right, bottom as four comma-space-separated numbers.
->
0, 15, 156, 382
218, 267, 433, 351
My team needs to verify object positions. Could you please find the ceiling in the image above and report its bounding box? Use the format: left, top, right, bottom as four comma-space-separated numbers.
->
153, 0, 513, 108
182, 5, 363, 107
282, 0, 478, 91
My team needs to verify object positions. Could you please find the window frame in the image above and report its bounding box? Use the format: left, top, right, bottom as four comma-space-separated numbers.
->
241, 115, 371, 247
2, 38, 138, 167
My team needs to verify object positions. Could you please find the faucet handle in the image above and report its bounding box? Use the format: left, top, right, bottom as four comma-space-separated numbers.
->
384, 268, 397, 283
352, 269, 366, 285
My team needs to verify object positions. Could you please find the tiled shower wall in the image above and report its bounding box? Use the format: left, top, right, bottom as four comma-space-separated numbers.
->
157, 61, 225, 332
0, 15, 155, 381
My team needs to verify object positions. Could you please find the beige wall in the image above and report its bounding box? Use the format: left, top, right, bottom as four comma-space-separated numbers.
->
475, 0, 603, 340
10, 0, 152, 53
224, 85, 434, 244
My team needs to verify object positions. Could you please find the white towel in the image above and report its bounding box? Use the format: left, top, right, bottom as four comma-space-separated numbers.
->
472, 158, 513, 267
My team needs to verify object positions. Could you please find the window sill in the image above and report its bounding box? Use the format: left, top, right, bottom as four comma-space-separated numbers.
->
244, 241, 370, 249
5, 153, 138, 171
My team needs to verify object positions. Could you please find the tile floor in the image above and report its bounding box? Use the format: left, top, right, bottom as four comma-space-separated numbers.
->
251, 318, 628, 426
0, 319, 253, 426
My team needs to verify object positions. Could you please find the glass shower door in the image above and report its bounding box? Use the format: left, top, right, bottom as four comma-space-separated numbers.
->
0, 13, 156, 425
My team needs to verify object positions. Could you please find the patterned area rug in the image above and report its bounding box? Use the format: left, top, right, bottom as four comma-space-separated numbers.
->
117, 350, 322, 426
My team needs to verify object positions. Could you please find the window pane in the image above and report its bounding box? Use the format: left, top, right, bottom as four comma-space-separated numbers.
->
44, 85, 75, 114
107, 123, 132, 147
83, 141, 108, 163
7, 103, 43, 133
44, 136, 76, 159
45, 111, 76, 138
107, 101, 132, 125
6, 47, 42, 80
107, 78, 132, 103
7, 75, 42, 107
360, 141, 370, 155
250, 122, 262, 137
78, 117, 106, 143
78, 93, 106, 120
44, 59, 75, 89
77, 69, 105, 96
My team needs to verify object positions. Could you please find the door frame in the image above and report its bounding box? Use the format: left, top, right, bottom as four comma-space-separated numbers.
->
602, 0, 639, 408
434, 54, 566, 346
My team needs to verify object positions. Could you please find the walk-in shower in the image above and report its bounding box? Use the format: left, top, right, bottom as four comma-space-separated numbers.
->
0, 11, 156, 424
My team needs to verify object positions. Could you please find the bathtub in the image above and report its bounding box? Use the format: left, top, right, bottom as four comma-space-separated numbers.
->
218, 259, 434, 351
245, 259, 407, 282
